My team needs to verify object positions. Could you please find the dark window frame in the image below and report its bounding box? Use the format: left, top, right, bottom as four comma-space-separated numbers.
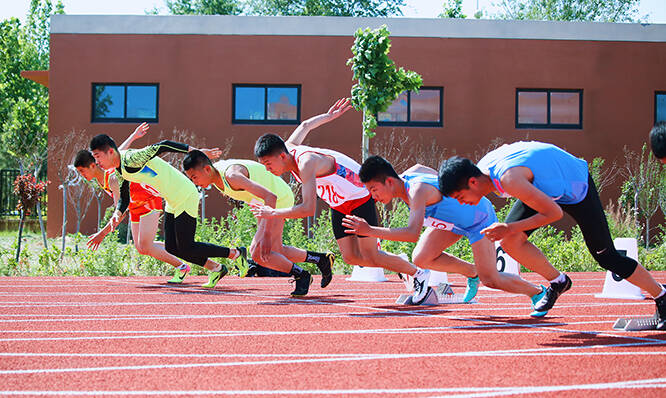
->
515, 88, 583, 130
91, 83, 159, 123
377, 86, 444, 128
655, 91, 666, 124
232, 84, 301, 125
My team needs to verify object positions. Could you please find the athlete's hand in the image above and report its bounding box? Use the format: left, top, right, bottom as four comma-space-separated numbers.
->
342, 215, 370, 235
327, 98, 353, 120
481, 222, 514, 241
201, 148, 222, 160
131, 122, 150, 140
110, 210, 122, 230
256, 235, 271, 263
249, 203, 276, 219
87, 230, 107, 251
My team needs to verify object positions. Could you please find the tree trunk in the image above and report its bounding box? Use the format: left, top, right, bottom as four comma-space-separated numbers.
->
36, 201, 47, 249
60, 183, 67, 260
361, 110, 370, 161
15, 211, 25, 263
645, 217, 650, 249
200, 188, 206, 222
96, 196, 101, 231
126, 218, 132, 244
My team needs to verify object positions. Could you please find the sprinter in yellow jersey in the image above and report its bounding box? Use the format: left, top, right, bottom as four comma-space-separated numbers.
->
89, 127, 246, 288
182, 152, 335, 296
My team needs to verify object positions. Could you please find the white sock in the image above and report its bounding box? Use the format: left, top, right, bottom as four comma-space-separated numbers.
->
550, 273, 566, 284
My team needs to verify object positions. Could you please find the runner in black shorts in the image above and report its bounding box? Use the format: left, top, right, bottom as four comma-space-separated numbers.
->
330, 196, 378, 239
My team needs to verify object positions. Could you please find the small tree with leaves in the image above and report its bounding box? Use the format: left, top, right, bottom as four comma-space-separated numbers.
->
12, 173, 48, 261
347, 25, 422, 160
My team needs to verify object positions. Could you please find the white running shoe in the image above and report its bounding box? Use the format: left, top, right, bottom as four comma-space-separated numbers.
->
412, 269, 431, 304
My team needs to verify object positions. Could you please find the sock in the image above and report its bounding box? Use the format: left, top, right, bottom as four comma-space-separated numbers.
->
211, 264, 223, 273
550, 273, 566, 284
656, 288, 666, 300
289, 264, 304, 277
229, 248, 239, 260
305, 251, 323, 264
177, 263, 189, 271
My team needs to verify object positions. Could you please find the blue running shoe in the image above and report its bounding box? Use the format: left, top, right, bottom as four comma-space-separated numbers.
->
530, 285, 548, 317
463, 276, 479, 303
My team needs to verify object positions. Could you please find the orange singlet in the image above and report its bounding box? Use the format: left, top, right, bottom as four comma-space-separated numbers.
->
103, 170, 163, 223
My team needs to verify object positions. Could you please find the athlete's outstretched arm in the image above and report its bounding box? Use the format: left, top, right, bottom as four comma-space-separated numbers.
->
118, 123, 150, 151
285, 98, 353, 146
88, 174, 127, 250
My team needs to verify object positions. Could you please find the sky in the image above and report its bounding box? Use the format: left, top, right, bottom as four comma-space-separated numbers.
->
0, 0, 665, 23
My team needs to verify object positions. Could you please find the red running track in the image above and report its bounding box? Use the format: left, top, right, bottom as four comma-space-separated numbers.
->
0, 272, 665, 397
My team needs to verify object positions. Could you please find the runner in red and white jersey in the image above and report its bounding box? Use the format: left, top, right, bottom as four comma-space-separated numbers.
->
251, 99, 431, 303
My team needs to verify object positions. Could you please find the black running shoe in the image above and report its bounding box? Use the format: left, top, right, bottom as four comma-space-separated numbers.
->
533, 274, 572, 312
317, 252, 335, 288
290, 270, 313, 297
656, 287, 666, 330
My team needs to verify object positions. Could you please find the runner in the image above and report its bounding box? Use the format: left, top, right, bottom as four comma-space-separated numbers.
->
343, 155, 549, 316
89, 124, 246, 289
438, 141, 666, 328
251, 99, 431, 303
74, 147, 191, 282
182, 150, 335, 296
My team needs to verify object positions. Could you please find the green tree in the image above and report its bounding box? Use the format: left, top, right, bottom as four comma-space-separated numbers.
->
163, 0, 243, 15
494, 0, 641, 22
347, 25, 422, 160
246, 0, 405, 16
439, 0, 466, 19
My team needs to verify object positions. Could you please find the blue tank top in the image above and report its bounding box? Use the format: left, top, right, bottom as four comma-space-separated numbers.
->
402, 173, 497, 244
477, 141, 589, 205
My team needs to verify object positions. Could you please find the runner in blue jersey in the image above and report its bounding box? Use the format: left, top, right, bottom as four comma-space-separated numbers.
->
342, 156, 550, 316
438, 141, 666, 328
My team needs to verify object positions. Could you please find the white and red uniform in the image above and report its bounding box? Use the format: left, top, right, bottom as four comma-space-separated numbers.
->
289, 145, 370, 215
102, 169, 163, 223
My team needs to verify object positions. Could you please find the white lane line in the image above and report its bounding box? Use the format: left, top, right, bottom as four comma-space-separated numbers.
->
435, 377, 666, 398
1, 342, 665, 375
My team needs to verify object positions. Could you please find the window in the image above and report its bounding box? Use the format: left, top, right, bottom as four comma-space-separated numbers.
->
656, 92, 666, 123
92, 83, 158, 123
516, 89, 582, 129
377, 87, 443, 127
233, 84, 300, 124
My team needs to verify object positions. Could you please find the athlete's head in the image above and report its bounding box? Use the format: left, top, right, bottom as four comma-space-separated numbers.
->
89, 134, 119, 170
73, 149, 98, 181
438, 156, 484, 205
359, 156, 401, 204
183, 150, 216, 188
254, 133, 290, 175
650, 121, 666, 164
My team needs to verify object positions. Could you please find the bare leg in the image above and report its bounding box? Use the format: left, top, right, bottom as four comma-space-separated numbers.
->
412, 228, 476, 277
337, 235, 418, 275
472, 237, 540, 297
499, 232, 561, 281
132, 211, 183, 267
626, 264, 664, 297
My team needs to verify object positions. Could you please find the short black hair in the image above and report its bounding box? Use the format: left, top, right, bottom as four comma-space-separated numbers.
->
73, 149, 95, 168
359, 155, 400, 183
183, 149, 213, 171
89, 134, 118, 152
650, 121, 666, 159
438, 156, 483, 196
254, 133, 288, 158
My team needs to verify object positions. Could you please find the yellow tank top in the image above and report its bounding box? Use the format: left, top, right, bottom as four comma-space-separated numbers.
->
213, 159, 294, 209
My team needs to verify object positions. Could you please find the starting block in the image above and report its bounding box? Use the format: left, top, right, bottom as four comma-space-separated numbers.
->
395, 284, 475, 306
613, 313, 660, 331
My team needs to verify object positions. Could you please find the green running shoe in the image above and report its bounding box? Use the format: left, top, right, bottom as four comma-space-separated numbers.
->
202, 265, 228, 288
463, 276, 480, 303
530, 285, 548, 317
167, 265, 190, 284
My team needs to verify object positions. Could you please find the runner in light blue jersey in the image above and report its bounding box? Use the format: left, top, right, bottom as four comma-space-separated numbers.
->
342, 156, 548, 315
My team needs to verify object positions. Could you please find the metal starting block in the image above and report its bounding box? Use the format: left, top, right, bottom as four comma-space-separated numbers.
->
613, 313, 660, 331
395, 284, 475, 306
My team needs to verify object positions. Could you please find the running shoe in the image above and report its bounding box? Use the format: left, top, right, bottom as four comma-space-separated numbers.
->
412, 269, 431, 304
463, 276, 480, 303
530, 285, 548, 317
656, 286, 666, 330
533, 274, 572, 312
317, 252, 335, 288
167, 264, 190, 284
290, 270, 313, 296
201, 265, 228, 288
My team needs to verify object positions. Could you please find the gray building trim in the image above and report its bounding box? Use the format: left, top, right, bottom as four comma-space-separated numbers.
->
51, 15, 666, 42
